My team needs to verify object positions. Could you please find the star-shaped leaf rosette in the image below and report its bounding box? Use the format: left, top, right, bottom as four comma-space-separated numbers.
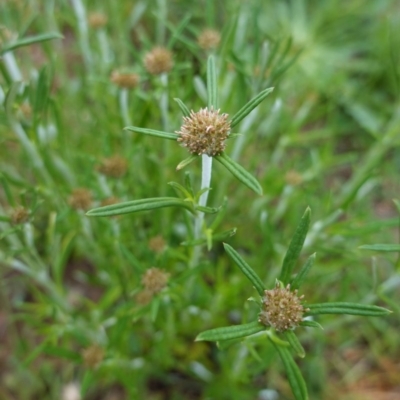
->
86, 56, 272, 222
196, 208, 391, 400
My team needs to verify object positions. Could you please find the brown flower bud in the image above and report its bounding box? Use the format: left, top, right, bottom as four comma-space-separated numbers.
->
197, 29, 221, 51
88, 12, 108, 29
177, 107, 231, 156
141, 267, 169, 294
82, 344, 104, 368
144, 47, 173, 75
98, 155, 128, 178
258, 282, 306, 332
68, 188, 92, 211
110, 70, 139, 89
10, 206, 29, 224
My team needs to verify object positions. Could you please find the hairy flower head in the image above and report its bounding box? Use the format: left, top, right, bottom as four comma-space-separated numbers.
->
68, 188, 92, 211
258, 282, 306, 332
144, 47, 173, 75
110, 70, 139, 89
98, 155, 128, 178
177, 107, 231, 156
197, 29, 221, 50
141, 267, 169, 294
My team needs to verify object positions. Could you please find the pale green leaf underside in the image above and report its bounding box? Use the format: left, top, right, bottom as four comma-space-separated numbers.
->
279, 207, 311, 284
1, 32, 63, 54
359, 244, 400, 252
124, 126, 178, 140
196, 321, 264, 342
284, 330, 305, 358
230, 87, 274, 128
223, 243, 265, 296
215, 152, 263, 195
86, 197, 194, 217
207, 55, 217, 109
306, 302, 391, 317
271, 339, 309, 400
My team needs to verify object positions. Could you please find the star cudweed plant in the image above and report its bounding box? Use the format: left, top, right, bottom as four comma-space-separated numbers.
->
196, 208, 391, 400
86, 56, 273, 248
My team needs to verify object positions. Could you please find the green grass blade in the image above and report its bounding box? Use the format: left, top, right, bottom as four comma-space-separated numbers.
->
207, 55, 217, 108
215, 152, 263, 195
290, 253, 316, 290
306, 302, 392, 317
1, 32, 63, 54
270, 339, 309, 400
196, 321, 264, 342
230, 87, 274, 128
174, 98, 191, 117
223, 243, 265, 296
284, 330, 306, 358
359, 244, 400, 252
124, 126, 178, 140
176, 154, 198, 170
279, 207, 311, 284
86, 197, 194, 217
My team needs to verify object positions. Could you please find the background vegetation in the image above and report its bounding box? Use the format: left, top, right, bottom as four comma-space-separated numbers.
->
0, 0, 399, 399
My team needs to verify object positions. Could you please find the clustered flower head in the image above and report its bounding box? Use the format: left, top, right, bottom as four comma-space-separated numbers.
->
141, 267, 169, 294
98, 155, 128, 178
68, 188, 92, 211
197, 29, 221, 51
144, 47, 173, 75
110, 70, 139, 89
258, 282, 307, 332
82, 344, 104, 368
10, 206, 29, 225
88, 12, 108, 29
177, 107, 231, 156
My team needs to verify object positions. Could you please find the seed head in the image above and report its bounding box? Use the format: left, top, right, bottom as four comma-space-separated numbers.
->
148, 235, 166, 254
144, 47, 173, 75
68, 188, 92, 211
88, 12, 108, 29
177, 107, 231, 156
135, 289, 153, 306
10, 206, 29, 225
98, 155, 128, 178
141, 267, 169, 294
82, 344, 104, 368
110, 70, 139, 89
258, 282, 306, 332
197, 29, 221, 50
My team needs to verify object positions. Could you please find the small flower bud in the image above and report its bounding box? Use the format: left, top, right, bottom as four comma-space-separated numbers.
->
68, 188, 92, 211
10, 206, 29, 225
135, 289, 153, 306
144, 47, 173, 75
110, 70, 139, 89
148, 235, 166, 254
177, 107, 231, 156
141, 267, 169, 294
258, 282, 306, 332
98, 155, 128, 178
82, 344, 104, 368
88, 12, 108, 29
197, 29, 221, 50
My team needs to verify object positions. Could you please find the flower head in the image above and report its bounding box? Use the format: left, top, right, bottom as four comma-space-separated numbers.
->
258, 282, 306, 332
177, 107, 231, 156
88, 12, 108, 29
10, 206, 29, 224
98, 155, 128, 178
144, 47, 173, 75
110, 70, 139, 89
69, 188, 92, 211
197, 29, 221, 50
141, 267, 169, 294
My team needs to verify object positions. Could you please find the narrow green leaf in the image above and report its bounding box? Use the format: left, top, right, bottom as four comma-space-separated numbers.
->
5, 82, 23, 117
1, 32, 63, 54
215, 152, 263, 195
207, 55, 217, 108
359, 244, 400, 252
290, 253, 316, 290
196, 321, 264, 342
174, 98, 191, 117
271, 340, 309, 400
223, 243, 265, 296
124, 126, 178, 140
230, 87, 274, 128
284, 330, 305, 358
86, 197, 194, 217
194, 205, 219, 214
306, 302, 392, 317
176, 154, 198, 170
299, 320, 323, 329
168, 181, 193, 199
279, 207, 311, 284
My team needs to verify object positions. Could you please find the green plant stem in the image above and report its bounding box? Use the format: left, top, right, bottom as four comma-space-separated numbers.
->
119, 89, 131, 126
160, 73, 169, 130
3, 52, 23, 81
97, 29, 112, 67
